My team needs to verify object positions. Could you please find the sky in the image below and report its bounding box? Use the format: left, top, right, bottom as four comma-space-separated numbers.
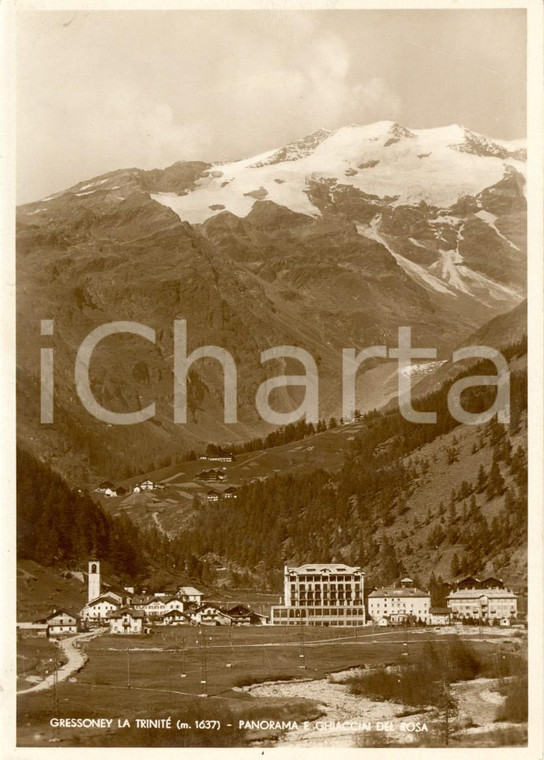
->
16, 9, 526, 204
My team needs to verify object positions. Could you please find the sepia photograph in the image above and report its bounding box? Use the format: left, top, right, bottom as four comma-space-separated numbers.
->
3, 0, 543, 754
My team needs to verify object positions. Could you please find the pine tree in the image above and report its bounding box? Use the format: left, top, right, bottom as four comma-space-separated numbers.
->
476, 464, 487, 493
486, 460, 505, 500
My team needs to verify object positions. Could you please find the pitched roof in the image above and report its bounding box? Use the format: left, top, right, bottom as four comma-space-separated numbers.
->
194, 603, 223, 612
179, 586, 203, 596
85, 593, 121, 607
107, 608, 145, 620
447, 588, 517, 599
368, 587, 430, 598
44, 608, 79, 621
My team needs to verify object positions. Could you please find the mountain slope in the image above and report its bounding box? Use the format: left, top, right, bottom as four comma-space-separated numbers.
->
16, 121, 526, 484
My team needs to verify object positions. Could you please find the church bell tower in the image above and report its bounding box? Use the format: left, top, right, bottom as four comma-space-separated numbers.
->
88, 560, 101, 602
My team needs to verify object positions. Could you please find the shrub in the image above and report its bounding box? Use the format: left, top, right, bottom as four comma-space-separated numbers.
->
496, 676, 528, 722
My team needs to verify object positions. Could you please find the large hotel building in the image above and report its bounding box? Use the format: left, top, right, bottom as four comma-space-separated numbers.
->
271, 564, 366, 626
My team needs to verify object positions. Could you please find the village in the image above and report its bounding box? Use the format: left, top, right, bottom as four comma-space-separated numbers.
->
17, 559, 525, 642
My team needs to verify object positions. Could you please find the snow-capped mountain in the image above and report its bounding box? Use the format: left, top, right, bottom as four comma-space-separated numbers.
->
16, 121, 526, 483
150, 121, 525, 222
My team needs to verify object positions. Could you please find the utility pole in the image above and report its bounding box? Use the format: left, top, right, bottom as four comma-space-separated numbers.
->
181, 636, 186, 678
126, 646, 131, 689
299, 626, 306, 669
443, 678, 450, 747
200, 628, 208, 696
50, 658, 60, 742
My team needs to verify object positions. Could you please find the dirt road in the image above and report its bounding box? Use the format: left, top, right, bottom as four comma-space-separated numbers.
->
17, 629, 106, 695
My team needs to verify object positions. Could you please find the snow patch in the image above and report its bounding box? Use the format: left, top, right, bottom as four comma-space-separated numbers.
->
475, 210, 520, 251
431, 249, 472, 294
75, 190, 96, 197
79, 178, 110, 191
474, 209, 497, 225
357, 219, 454, 296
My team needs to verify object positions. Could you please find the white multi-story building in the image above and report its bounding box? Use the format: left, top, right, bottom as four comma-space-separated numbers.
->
367, 583, 431, 625
80, 593, 121, 623
446, 587, 518, 622
271, 564, 365, 626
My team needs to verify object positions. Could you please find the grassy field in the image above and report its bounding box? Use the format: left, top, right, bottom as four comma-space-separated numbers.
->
17, 638, 67, 688
98, 420, 369, 534
17, 560, 87, 622
17, 626, 524, 747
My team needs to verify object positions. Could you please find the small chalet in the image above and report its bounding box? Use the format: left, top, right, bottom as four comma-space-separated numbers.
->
197, 469, 227, 483
223, 487, 238, 500
160, 609, 189, 626
107, 608, 144, 635
94, 481, 115, 494
224, 604, 269, 626
38, 610, 79, 638
191, 604, 232, 626
224, 604, 252, 626
207, 490, 220, 502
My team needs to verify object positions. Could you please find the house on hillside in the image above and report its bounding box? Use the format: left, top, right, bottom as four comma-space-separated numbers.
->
223, 487, 238, 500
206, 490, 220, 502
199, 453, 235, 463
107, 608, 144, 635
94, 481, 115, 494
197, 469, 227, 482
456, 576, 481, 590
